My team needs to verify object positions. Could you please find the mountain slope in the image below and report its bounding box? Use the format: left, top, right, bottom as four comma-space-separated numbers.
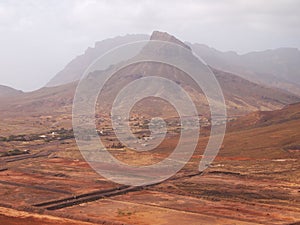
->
87, 31, 299, 116
46, 31, 300, 97
190, 43, 300, 96
3, 32, 299, 117
0, 85, 23, 97
46, 34, 149, 87
228, 102, 300, 131
221, 102, 300, 159
1, 31, 299, 136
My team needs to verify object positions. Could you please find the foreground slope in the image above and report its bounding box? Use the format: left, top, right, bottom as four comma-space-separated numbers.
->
0, 103, 299, 224
222, 102, 300, 159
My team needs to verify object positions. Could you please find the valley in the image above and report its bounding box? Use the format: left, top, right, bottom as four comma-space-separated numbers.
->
0, 31, 299, 225
0, 103, 299, 224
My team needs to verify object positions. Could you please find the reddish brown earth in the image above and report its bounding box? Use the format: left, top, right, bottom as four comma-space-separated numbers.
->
0, 31, 299, 225
0, 106, 299, 224
0, 207, 95, 225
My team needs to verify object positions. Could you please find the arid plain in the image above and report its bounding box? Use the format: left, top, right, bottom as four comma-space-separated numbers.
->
0, 32, 299, 225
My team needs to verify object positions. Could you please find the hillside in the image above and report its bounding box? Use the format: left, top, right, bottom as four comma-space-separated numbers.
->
0, 32, 299, 225
46, 31, 300, 97
83, 31, 299, 116
0, 32, 299, 136
227, 102, 300, 131
190, 43, 300, 96
219, 102, 300, 159
46, 34, 149, 87
0, 85, 23, 97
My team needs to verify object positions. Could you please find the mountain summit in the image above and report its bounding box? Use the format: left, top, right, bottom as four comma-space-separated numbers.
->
150, 31, 191, 50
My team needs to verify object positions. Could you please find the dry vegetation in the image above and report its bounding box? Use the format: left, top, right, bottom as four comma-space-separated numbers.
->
0, 103, 299, 224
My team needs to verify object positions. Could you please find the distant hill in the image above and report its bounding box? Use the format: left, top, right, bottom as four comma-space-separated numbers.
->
46, 34, 149, 87
190, 43, 300, 96
0, 85, 23, 97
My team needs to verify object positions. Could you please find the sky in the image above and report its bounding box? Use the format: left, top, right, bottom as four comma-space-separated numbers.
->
0, 0, 300, 91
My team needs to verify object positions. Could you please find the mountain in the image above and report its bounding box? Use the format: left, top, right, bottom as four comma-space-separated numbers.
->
211, 68, 299, 113
150, 31, 191, 50
190, 44, 300, 96
0, 31, 299, 136
47, 31, 300, 98
80, 31, 299, 116
2, 32, 299, 118
46, 34, 149, 87
82, 34, 299, 117
0, 85, 23, 97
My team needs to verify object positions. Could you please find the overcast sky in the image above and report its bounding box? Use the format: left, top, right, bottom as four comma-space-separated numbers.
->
0, 0, 299, 91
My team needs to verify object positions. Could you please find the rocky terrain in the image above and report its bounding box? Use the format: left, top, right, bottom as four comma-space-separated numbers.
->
0, 31, 299, 225
47, 31, 300, 96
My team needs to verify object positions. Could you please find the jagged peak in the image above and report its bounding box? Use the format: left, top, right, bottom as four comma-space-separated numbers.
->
150, 31, 191, 50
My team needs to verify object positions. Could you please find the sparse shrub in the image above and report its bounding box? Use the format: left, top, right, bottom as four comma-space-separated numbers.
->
0, 136, 7, 142
0, 149, 27, 157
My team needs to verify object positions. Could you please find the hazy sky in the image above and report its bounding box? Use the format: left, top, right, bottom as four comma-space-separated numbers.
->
0, 0, 299, 91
